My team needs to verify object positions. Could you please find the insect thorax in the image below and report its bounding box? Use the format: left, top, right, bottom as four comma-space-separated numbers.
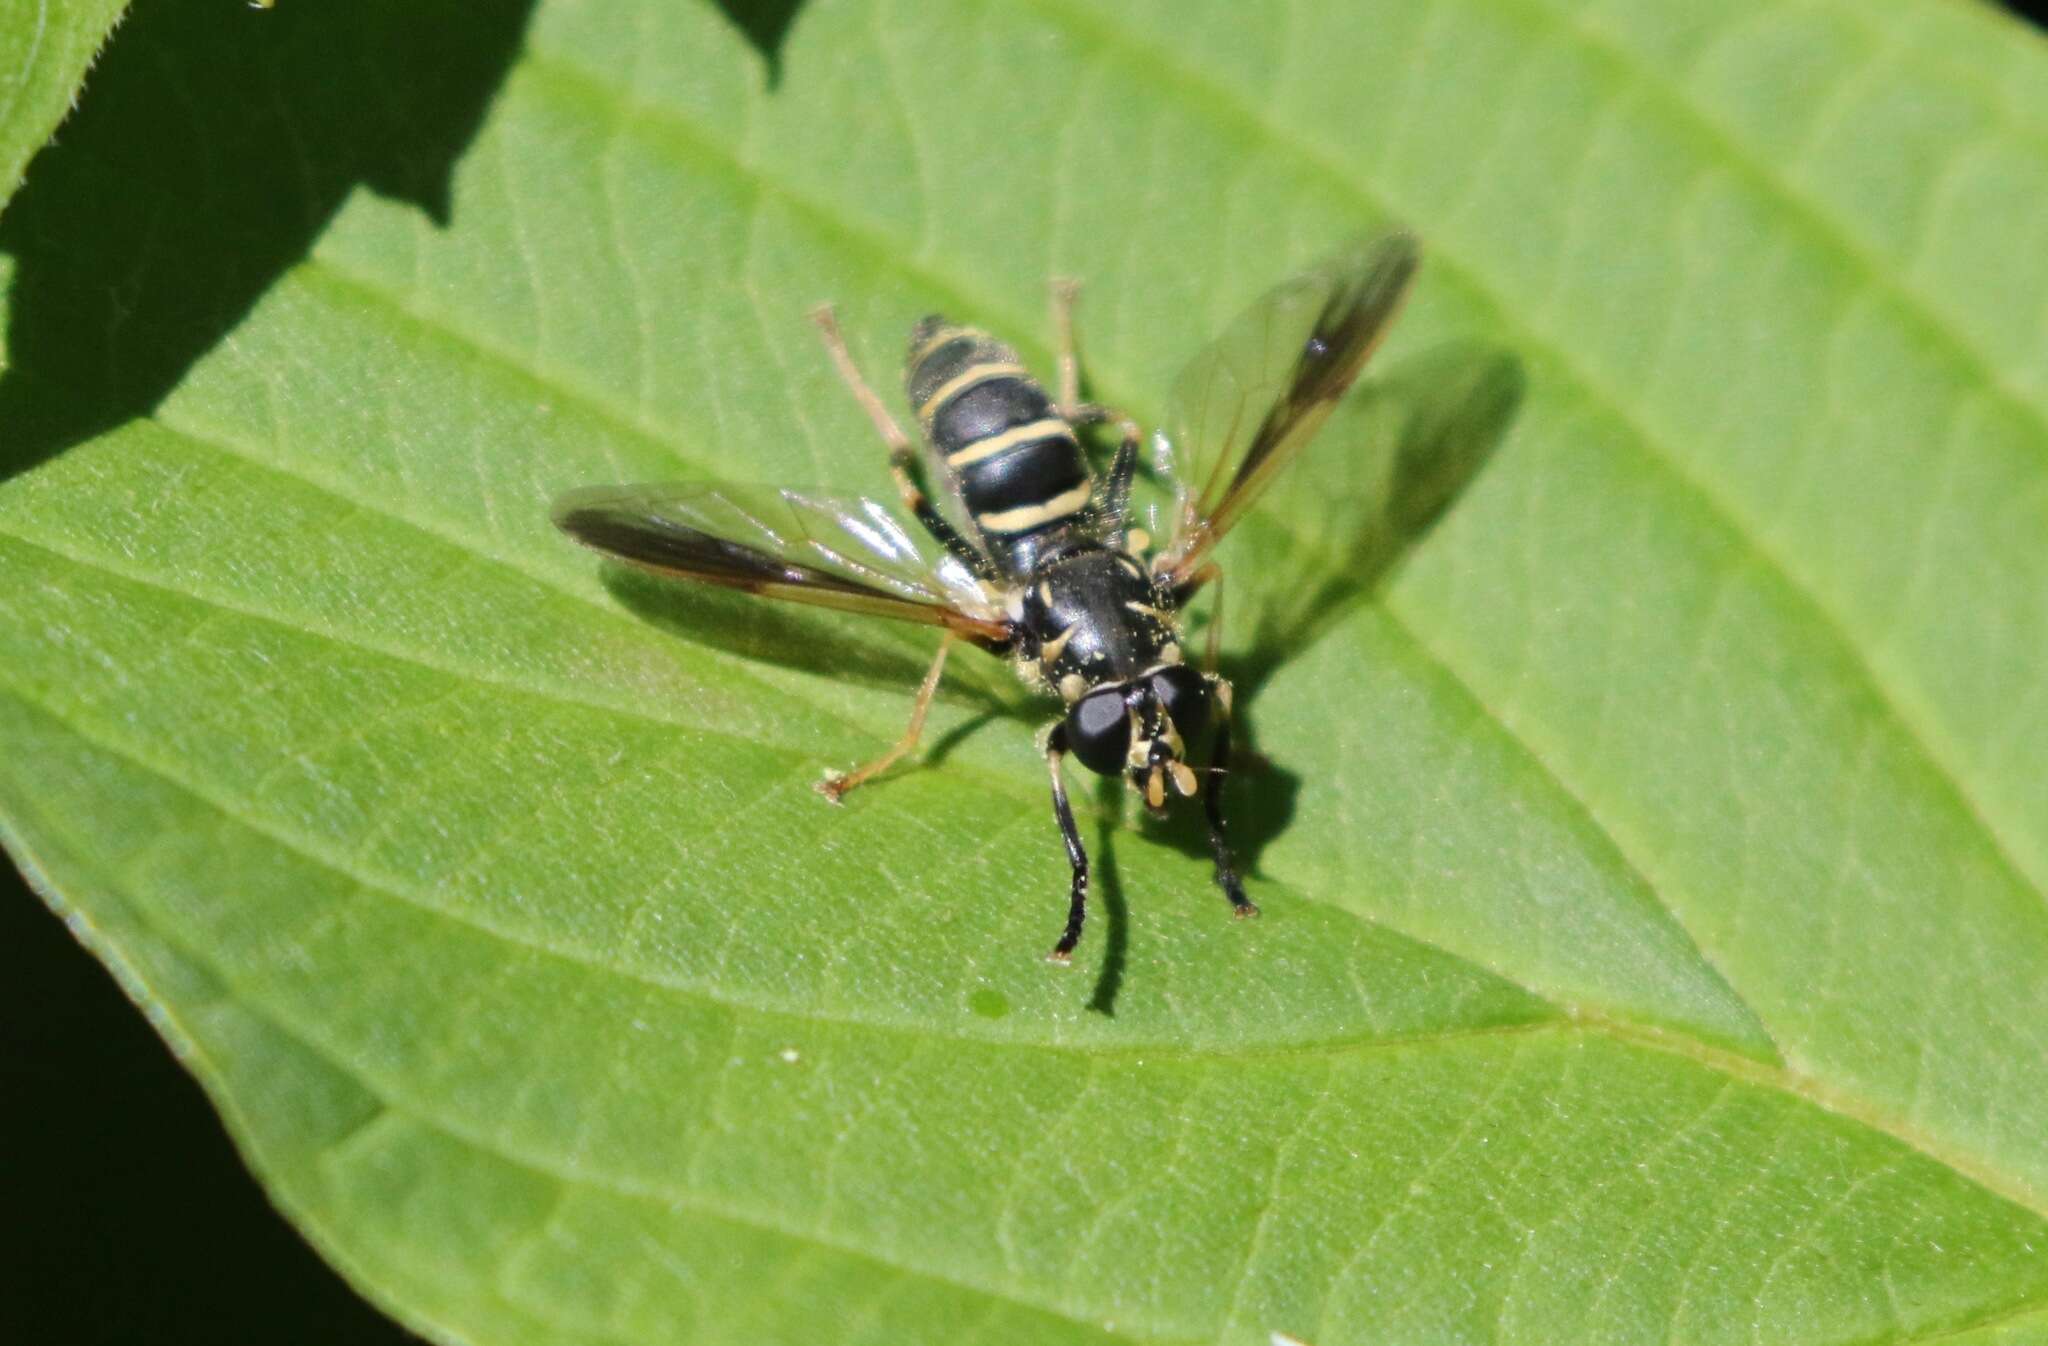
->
1012, 546, 1184, 702
906, 318, 1095, 579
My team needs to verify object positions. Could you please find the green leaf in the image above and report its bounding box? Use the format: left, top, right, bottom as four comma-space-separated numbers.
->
0, 0, 126, 214
6, 1, 2048, 1343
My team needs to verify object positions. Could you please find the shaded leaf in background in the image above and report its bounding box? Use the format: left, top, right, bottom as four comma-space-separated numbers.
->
7, 2, 2048, 1345
2, 865, 420, 1344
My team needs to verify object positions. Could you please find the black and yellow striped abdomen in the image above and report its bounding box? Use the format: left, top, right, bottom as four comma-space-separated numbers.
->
907, 318, 1093, 578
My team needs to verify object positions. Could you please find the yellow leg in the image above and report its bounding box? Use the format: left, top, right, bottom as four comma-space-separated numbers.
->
1048, 277, 1137, 436
811, 303, 926, 516
1051, 277, 1083, 416
810, 305, 914, 453
817, 636, 953, 803
810, 306, 989, 574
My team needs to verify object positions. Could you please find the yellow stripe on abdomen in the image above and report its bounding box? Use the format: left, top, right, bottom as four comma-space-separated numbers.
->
915, 362, 1029, 423
977, 482, 1093, 534
908, 323, 983, 370
945, 417, 1075, 468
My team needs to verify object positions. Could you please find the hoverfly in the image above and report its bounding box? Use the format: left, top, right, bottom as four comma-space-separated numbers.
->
554, 233, 1420, 961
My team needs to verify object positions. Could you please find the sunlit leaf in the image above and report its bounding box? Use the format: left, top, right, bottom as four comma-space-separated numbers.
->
6, 1, 2048, 1343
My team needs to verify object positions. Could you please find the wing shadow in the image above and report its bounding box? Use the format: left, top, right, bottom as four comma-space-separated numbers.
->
1169, 339, 1527, 881
1223, 339, 1527, 698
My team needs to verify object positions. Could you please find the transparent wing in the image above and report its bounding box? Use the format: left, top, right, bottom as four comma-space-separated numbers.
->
1155, 232, 1421, 584
552, 484, 1014, 647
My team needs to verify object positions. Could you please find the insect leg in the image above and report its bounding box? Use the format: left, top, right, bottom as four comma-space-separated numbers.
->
809, 306, 996, 579
1096, 417, 1140, 534
1053, 280, 1148, 541
1044, 725, 1090, 963
1051, 277, 1085, 417
1202, 677, 1258, 918
809, 304, 915, 448
816, 635, 953, 803
1048, 278, 1139, 435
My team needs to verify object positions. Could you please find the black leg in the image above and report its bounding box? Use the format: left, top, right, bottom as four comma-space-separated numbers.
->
1203, 686, 1258, 918
1045, 727, 1090, 962
1052, 278, 1145, 542
889, 445, 1000, 580
1095, 419, 1139, 534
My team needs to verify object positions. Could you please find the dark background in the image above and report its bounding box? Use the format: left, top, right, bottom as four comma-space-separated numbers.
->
3, 866, 418, 1342
8, 1, 2048, 1342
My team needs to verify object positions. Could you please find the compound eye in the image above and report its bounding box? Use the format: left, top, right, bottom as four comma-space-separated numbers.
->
1066, 687, 1132, 776
1150, 666, 1210, 742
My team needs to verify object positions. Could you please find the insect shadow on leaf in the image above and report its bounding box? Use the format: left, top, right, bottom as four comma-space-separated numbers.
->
1230, 340, 1525, 689
1085, 773, 1132, 1015
0, 0, 539, 482
1179, 339, 1527, 879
